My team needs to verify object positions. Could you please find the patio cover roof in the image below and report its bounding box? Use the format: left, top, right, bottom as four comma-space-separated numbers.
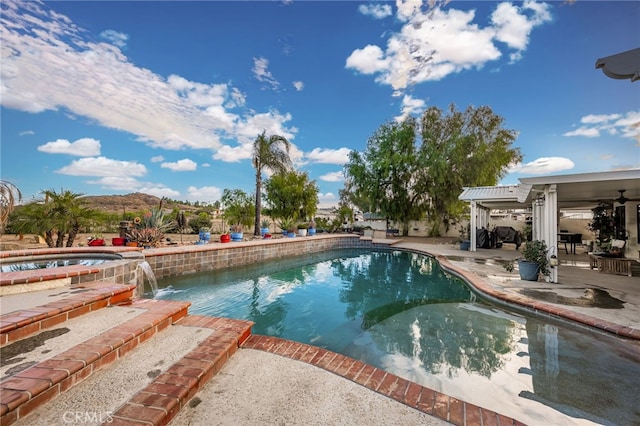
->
595, 47, 640, 82
519, 169, 640, 209
459, 169, 640, 210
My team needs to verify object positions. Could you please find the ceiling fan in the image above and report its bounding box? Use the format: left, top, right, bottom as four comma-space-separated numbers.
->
615, 189, 629, 204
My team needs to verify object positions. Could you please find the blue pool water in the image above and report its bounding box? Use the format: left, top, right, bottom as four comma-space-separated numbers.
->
154, 249, 640, 425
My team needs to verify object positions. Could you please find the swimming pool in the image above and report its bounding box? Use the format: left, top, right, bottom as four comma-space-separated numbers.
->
154, 249, 640, 425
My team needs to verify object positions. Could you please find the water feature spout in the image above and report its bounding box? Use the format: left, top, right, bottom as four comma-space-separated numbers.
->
137, 261, 158, 297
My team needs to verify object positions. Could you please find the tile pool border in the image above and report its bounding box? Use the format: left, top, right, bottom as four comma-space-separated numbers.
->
139, 234, 394, 280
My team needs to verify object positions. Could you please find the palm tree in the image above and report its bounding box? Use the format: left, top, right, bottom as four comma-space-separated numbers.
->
13, 188, 97, 247
251, 131, 292, 236
0, 180, 22, 235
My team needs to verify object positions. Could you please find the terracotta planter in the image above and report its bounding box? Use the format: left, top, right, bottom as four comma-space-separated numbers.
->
126, 241, 139, 247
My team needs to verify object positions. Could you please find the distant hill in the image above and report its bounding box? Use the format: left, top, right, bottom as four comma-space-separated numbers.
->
83, 193, 198, 214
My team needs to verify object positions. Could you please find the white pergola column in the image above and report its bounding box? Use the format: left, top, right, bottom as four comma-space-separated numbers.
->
532, 200, 543, 241
541, 185, 558, 283
470, 201, 477, 252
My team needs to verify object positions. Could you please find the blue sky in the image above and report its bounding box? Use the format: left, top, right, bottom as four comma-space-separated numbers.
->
1, 0, 638, 207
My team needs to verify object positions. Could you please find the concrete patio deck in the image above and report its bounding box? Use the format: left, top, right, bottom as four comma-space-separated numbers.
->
1, 237, 639, 425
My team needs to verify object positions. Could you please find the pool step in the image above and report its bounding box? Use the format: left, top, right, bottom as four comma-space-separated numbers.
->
0, 298, 192, 425
0, 282, 138, 347
106, 316, 252, 425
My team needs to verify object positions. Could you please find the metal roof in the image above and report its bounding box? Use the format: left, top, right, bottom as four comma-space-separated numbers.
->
459, 169, 640, 210
458, 185, 525, 209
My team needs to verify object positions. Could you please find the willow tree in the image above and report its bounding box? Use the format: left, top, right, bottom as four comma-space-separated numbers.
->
251, 131, 292, 236
420, 104, 521, 234
344, 105, 521, 236
345, 117, 429, 236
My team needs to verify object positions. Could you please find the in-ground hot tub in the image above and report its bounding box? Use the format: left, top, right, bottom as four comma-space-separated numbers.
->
0, 247, 145, 296
1, 253, 120, 272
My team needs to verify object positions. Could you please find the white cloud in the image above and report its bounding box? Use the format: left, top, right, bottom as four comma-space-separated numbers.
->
491, 1, 551, 53
160, 158, 198, 171
563, 127, 600, 138
306, 148, 351, 165
564, 111, 640, 141
319, 171, 344, 182
56, 156, 147, 177
138, 185, 181, 199
213, 110, 299, 162
1, 2, 295, 158
85, 175, 180, 197
100, 30, 128, 49
252, 57, 280, 91
19, 130, 35, 136
292, 81, 304, 91
346, 45, 389, 75
186, 185, 223, 203
581, 114, 621, 124
151, 155, 164, 163
346, 2, 551, 91
88, 176, 143, 191
396, 0, 423, 22
358, 4, 393, 19
395, 94, 426, 121
318, 192, 338, 207
509, 157, 575, 175
37, 138, 101, 156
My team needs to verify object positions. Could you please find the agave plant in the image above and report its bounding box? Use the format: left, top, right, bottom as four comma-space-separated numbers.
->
126, 208, 174, 247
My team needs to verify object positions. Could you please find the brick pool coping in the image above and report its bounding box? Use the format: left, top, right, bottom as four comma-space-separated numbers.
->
434, 254, 640, 341
242, 335, 523, 426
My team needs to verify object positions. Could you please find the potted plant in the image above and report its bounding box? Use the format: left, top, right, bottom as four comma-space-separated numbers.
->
278, 218, 294, 237
307, 219, 316, 236
220, 229, 231, 243
505, 240, 550, 281
587, 203, 615, 252
459, 224, 471, 251
260, 219, 271, 237
88, 233, 105, 246
297, 222, 308, 237
230, 223, 243, 241
199, 226, 211, 243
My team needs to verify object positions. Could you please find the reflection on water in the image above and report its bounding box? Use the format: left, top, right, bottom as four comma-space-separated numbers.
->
156, 249, 640, 425
520, 288, 625, 309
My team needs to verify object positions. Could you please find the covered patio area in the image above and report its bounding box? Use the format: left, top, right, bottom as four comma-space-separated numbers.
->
459, 169, 640, 282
